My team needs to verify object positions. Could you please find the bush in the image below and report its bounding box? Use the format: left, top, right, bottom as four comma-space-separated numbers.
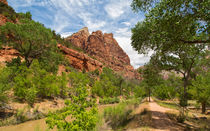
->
13, 60, 64, 106
0, 67, 12, 109
46, 72, 98, 130
0, 2, 17, 22
104, 102, 132, 129
153, 84, 172, 100
99, 97, 120, 104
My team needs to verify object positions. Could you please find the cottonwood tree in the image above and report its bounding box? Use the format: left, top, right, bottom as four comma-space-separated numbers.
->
190, 71, 210, 114
138, 63, 162, 102
131, 0, 209, 106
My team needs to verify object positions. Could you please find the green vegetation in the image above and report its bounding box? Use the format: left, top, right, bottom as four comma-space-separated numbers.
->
131, 0, 209, 120
103, 98, 141, 129
46, 72, 98, 131
189, 71, 210, 114
12, 60, 64, 106
91, 67, 139, 98
138, 63, 162, 101
0, 19, 63, 71
99, 97, 120, 104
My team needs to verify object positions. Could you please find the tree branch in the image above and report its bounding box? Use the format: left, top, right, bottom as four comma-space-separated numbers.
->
180, 39, 210, 44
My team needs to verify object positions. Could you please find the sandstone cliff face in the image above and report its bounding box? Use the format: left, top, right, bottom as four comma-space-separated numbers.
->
0, 47, 21, 66
58, 44, 103, 72
66, 27, 139, 79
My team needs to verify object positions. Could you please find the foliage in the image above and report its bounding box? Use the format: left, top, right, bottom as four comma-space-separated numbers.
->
0, 19, 63, 72
153, 84, 171, 100
0, 67, 12, 109
103, 102, 132, 129
131, 0, 209, 50
103, 98, 141, 129
0, 2, 17, 21
91, 67, 136, 98
189, 71, 210, 113
46, 72, 98, 131
138, 63, 163, 101
12, 60, 63, 106
131, 0, 209, 107
57, 72, 69, 98
99, 97, 120, 104
133, 84, 146, 98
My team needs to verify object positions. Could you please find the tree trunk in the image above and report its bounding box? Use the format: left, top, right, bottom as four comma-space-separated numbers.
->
201, 102, 206, 114
181, 77, 188, 107
25, 57, 31, 67
149, 88, 151, 102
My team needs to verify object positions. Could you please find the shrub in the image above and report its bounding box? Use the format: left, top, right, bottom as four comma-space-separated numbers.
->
46, 72, 98, 130
104, 102, 132, 129
99, 97, 120, 104
0, 67, 12, 109
13, 60, 63, 106
15, 108, 28, 123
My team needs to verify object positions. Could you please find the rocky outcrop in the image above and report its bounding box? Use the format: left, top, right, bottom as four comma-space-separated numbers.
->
65, 27, 89, 49
0, 46, 21, 66
0, 14, 7, 26
58, 44, 103, 72
66, 27, 139, 79
0, 0, 8, 5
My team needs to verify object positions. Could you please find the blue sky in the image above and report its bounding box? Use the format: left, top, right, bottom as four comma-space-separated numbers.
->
8, 0, 151, 68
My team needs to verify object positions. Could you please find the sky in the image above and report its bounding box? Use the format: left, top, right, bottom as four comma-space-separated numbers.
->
8, 0, 151, 69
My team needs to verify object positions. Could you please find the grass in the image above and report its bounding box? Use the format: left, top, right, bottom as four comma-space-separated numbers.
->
154, 98, 179, 110
155, 98, 210, 130
103, 98, 142, 130
99, 97, 120, 105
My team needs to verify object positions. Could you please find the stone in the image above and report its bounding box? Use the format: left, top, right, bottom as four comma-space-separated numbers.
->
65, 27, 140, 79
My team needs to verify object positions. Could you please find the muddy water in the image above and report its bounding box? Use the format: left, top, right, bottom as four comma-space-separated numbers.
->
0, 104, 117, 131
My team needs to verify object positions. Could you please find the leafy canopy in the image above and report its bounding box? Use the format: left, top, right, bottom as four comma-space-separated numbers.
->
46, 72, 98, 131
131, 0, 209, 55
0, 19, 63, 72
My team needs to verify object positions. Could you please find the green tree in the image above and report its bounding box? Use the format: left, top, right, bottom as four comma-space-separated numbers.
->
139, 63, 163, 102
0, 19, 63, 72
131, 0, 208, 106
0, 66, 12, 109
12, 60, 61, 106
131, 0, 209, 47
46, 72, 98, 131
189, 71, 210, 114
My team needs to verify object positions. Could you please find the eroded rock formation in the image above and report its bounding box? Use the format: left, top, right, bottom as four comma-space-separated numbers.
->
0, 47, 21, 66
58, 44, 103, 72
66, 27, 139, 79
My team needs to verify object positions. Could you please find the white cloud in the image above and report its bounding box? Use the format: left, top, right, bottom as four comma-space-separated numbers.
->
78, 12, 106, 32
115, 28, 131, 36
105, 0, 131, 19
52, 12, 70, 33
115, 36, 151, 68
122, 22, 131, 26
61, 32, 73, 38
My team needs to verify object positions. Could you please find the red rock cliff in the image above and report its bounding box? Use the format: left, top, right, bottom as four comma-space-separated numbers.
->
66, 27, 139, 79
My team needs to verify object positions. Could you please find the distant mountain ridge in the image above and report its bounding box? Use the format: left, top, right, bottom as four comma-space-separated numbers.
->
65, 27, 139, 79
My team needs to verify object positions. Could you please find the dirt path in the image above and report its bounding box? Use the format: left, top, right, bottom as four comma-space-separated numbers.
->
126, 98, 184, 131
147, 98, 183, 131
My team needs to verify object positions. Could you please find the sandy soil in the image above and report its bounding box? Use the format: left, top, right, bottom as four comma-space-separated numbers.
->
126, 98, 184, 131
147, 98, 184, 131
